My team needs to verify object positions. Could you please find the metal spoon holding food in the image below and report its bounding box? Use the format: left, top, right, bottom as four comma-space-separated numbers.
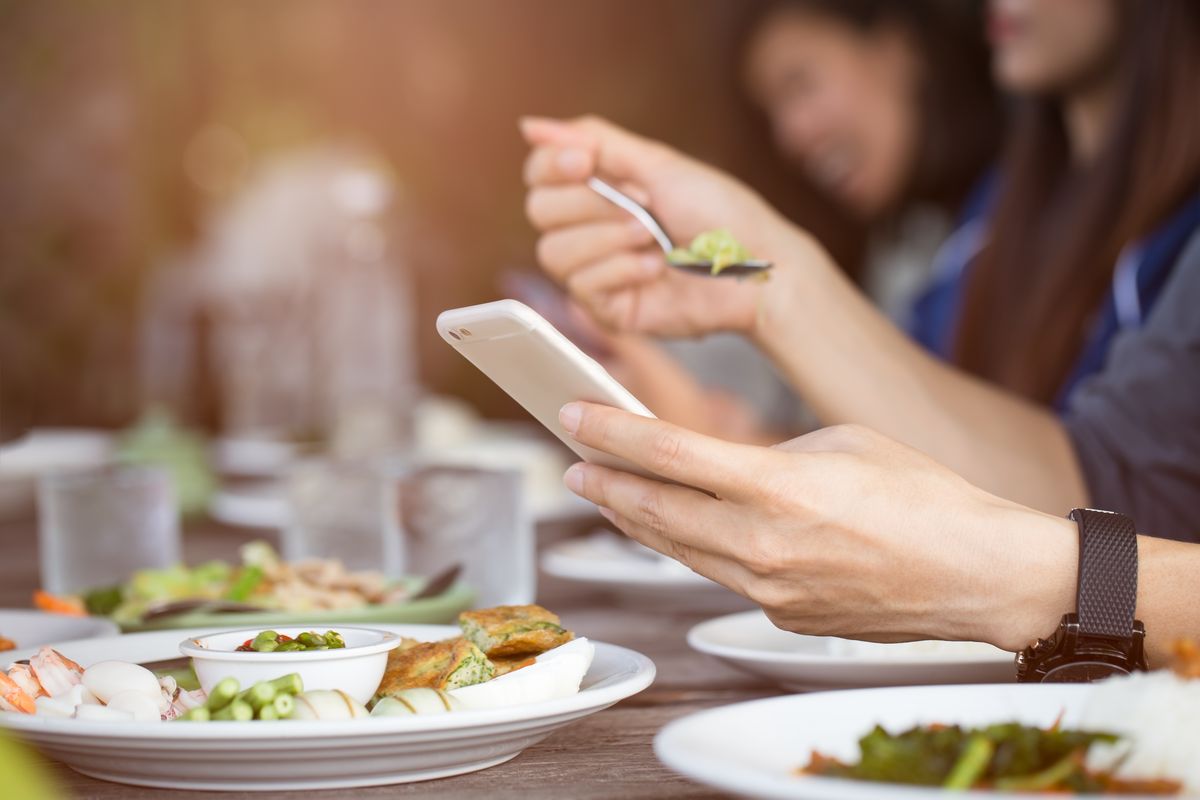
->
587, 177, 773, 278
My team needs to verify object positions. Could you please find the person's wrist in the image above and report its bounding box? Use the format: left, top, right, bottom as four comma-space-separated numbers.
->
981, 507, 1077, 652
744, 226, 832, 342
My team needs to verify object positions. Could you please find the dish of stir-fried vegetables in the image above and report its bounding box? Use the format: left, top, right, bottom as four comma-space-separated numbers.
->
802, 722, 1181, 794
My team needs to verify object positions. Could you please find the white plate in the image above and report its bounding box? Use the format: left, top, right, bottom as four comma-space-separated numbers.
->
0, 610, 119, 649
0, 429, 114, 478
541, 529, 719, 593
1, 625, 655, 791
688, 610, 1014, 690
657, 684, 1105, 799
211, 437, 299, 477
208, 481, 287, 529
0, 429, 115, 519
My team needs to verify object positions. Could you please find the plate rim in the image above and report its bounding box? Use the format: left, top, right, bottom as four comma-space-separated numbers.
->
117, 582, 475, 632
0, 608, 120, 645
654, 683, 1098, 800
540, 536, 714, 589
687, 610, 1013, 667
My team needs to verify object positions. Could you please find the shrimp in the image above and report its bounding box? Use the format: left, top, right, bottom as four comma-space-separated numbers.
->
0, 670, 37, 714
29, 647, 84, 697
6, 663, 45, 698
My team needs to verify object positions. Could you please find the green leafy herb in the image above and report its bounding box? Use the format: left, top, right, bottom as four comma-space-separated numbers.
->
82, 584, 124, 616
800, 723, 1174, 793
224, 564, 264, 602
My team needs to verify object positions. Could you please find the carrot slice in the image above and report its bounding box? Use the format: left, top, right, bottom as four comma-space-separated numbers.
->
32, 590, 86, 617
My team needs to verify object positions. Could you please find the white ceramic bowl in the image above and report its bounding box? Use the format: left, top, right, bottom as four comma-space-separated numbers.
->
180, 626, 402, 705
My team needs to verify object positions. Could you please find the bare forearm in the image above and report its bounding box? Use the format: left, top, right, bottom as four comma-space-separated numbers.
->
751, 230, 1088, 512
1137, 535, 1200, 667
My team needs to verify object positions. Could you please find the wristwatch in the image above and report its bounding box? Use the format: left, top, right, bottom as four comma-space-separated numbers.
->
1015, 508, 1148, 682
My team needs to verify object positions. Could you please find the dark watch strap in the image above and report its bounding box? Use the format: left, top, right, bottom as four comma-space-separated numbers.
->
1070, 508, 1138, 639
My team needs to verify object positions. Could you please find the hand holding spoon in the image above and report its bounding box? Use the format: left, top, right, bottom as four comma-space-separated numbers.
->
587, 177, 773, 278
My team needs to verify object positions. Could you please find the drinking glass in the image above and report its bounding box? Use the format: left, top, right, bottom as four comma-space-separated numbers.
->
393, 464, 534, 607
38, 465, 182, 594
282, 457, 404, 575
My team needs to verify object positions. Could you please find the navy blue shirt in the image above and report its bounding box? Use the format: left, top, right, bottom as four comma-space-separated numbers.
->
908, 182, 1200, 411
1064, 230, 1200, 542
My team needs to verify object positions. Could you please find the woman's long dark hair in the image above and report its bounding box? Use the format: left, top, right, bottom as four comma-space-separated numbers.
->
954, 1, 1200, 402
745, 0, 1003, 215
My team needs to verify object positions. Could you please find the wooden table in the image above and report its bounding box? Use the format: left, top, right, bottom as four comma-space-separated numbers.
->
0, 515, 781, 799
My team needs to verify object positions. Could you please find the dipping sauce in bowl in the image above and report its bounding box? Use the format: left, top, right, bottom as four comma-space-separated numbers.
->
180, 626, 401, 705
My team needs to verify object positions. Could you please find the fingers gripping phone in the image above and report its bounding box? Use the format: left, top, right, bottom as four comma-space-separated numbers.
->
437, 300, 655, 478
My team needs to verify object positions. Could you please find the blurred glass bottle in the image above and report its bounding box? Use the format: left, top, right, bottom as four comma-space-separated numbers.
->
141, 145, 421, 453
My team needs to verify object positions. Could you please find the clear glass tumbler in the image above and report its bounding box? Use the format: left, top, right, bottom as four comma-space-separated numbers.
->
38, 465, 182, 594
393, 464, 534, 607
282, 457, 404, 575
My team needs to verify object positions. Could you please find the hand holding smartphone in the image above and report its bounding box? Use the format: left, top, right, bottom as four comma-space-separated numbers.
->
437, 300, 656, 478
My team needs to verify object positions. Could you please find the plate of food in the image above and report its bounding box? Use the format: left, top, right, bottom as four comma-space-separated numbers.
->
0, 604, 656, 791
541, 529, 721, 594
34, 541, 474, 632
656, 647, 1200, 798
0, 611, 118, 654
688, 610, 1015, 690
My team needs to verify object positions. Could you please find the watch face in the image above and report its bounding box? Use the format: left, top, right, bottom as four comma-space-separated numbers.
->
1041, 660, 1132, 683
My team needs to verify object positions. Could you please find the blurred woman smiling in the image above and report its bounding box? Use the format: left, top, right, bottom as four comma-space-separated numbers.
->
743, 0, 1003, 340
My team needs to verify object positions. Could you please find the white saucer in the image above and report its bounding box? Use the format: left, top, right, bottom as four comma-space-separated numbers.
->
0, 610, 119, 650
688, 610, 1015, 690
541, 529, 719, 593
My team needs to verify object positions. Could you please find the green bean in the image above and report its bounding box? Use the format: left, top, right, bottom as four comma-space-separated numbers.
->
212, 699, 253, 721
272, 693, 295, 718
267, 673, 304, 695
238, 681, 277, 710
204, 677, 240, 711
240, 629, 346, 653
943, 734, 995, 790
251, 630, 279, 651
180, 707, 210, 722
296, 631, 324, 648
257, 704, 279, 721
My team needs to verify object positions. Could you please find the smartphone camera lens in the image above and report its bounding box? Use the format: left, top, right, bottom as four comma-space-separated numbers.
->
447, 330, 462, 340
459, 328, 472, 337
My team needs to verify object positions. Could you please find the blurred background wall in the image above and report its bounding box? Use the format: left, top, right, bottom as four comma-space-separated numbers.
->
0, 0, 863, 440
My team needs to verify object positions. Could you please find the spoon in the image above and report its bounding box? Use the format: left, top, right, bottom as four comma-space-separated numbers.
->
586, 177, 773, 278
140, 599, 264, 623
409, 562, 462, 601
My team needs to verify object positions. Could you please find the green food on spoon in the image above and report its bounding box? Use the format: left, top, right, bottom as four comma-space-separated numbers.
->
666, 228, 752, 275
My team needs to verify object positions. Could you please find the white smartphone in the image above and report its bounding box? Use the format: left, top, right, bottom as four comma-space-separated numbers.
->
437, 299, 655, 477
